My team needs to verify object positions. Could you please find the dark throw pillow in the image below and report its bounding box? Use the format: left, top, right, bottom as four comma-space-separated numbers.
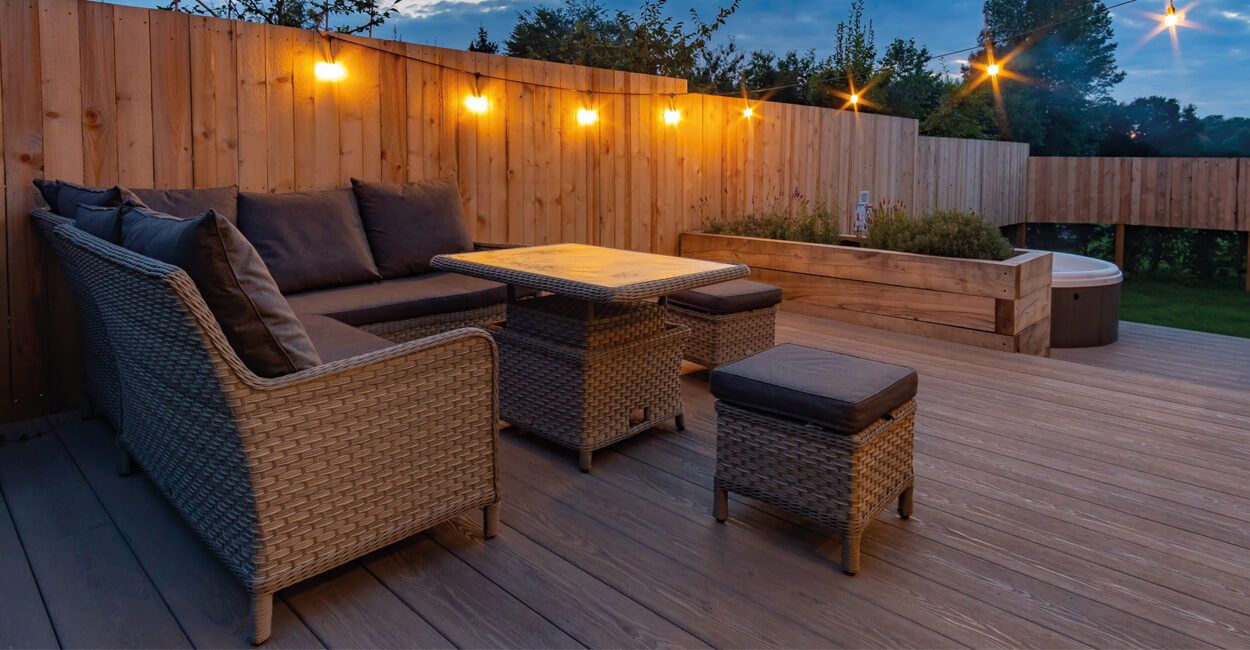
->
237, 188, 380, 293
33, 179, 141, 217
350, 178, 473, 278
130, 185, 239, 223
121, 206, 323, 377
74, 204, 127, 244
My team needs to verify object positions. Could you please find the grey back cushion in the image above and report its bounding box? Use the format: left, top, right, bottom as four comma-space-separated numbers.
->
74, 204, 127, 244
237, 188, 381, 293
130, 186, 239, 223
121, 205, 322, 377
34, 179, 139, 217
350, 178, 473, 278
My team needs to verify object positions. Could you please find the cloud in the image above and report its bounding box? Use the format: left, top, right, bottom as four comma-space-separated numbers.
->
1222, 11, 1250, 28
392, 0, 499, 19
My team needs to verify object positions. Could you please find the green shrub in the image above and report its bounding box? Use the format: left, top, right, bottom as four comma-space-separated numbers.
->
705, 204, 841, 245
862, 204, 1014, 261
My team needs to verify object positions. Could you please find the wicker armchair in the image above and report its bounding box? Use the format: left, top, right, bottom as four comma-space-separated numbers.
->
40, 217, 501, 644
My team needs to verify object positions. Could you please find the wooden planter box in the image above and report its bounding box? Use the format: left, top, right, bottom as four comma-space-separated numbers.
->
679, 232, 1053, 355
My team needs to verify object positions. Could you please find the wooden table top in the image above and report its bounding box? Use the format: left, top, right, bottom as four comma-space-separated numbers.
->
432, 243, 749, 302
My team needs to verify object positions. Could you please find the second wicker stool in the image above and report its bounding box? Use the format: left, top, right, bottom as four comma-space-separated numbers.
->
666, 279, 781, 369
710, 344, 918, 575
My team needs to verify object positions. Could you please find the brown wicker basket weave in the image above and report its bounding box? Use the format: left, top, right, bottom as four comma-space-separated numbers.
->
506, 295, 666, 349
493, 321, 688, 471
667, 304, 777, 369
45, 221, 501, 644
713, 399, 916, 575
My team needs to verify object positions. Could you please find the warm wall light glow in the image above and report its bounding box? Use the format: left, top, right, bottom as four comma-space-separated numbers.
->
986, 63, 1000, 76
314, 61, 347, 82
464, 95, 489, 114
849, 93, 859, 105
742, 107, 754, 118
576, 108, 599, 126
663, 109, 682, 125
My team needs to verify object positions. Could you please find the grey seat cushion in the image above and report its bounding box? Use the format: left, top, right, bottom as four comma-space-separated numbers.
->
669, 279, 782, 314
299, 313, 392, 362
285, 272, 507, 326
237, 188, 381, 293
130, 186, 239, 223
121, 205, 323, 377
711, 343, 918, 435
350, 178, 473, 278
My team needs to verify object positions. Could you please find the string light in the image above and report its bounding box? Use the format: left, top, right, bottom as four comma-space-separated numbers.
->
464, 95, 488, 114
986, 63, 1000, 77
1163, 1, 1179, 27
314, 61, 346, 82
849, 93, 859, 105
576, 108, 599, 126
663, 108, 682, 125
742, 107, 754, 118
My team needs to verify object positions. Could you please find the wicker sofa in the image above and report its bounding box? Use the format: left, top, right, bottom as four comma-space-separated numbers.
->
31, 180, 506, 644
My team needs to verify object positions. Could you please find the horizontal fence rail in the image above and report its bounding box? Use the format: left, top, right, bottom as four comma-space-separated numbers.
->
0, 0, 1244, 423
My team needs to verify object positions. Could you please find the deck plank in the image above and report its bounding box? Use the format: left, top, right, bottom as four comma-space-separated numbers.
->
0, 432, 190, 648
0, 455, 59, 649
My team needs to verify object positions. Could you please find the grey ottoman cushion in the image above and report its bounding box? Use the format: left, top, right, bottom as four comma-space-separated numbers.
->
711, 343, 917, 434
669, 279, 782, 314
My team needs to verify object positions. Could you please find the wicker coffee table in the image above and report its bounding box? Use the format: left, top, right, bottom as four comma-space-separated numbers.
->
432, 244, 748, 471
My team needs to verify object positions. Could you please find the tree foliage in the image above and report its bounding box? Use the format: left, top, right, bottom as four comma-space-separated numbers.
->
161, 0, 396, 34
468, 25, 500, 54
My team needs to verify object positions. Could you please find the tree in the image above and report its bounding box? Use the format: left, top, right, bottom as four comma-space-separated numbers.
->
1099, 96, 1203, 156
877, 38, 945, 120
503, 0, 739, 80
921, 83, 997, 139
808, 0, 877, 107
468, 25, 500, 54
973, 0, 1125, 153
160, 0, 396, 34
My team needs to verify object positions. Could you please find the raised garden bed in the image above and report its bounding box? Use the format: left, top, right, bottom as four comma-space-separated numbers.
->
679, 232, 1053, 355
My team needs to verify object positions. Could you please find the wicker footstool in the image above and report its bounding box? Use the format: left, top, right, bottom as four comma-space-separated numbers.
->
710, 344, 918, 574
667, 279, 781, 369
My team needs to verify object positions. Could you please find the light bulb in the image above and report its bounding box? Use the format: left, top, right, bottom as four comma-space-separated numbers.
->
576, 108, 598, 126
742, 107, 754, 118
464, 95, 488, 114
314, 61, 346, 82
987, 63, 1000, 76
663, 108, 682, 125
849, 93, 859, 105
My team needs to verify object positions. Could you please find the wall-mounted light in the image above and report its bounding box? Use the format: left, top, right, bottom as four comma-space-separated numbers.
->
577, 108, 599, 126
663, 108, 682, 125
314, 61, 347, 82
464, 95, 489, 114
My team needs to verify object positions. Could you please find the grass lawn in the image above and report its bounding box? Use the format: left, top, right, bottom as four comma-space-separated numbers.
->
1121, 277, 1250, 339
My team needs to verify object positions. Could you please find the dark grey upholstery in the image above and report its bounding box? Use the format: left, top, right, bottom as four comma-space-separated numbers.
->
669, 279, 782, 314
285, 272, 508, 326
75, 204, 127, 244
34, 179, 135, 217
711, 343, 918, 435
130, 185, 239, 223
122, 206, 322, 377
299, 313, 393, 362
350, 178, 473, 278
237, 188, 380, 293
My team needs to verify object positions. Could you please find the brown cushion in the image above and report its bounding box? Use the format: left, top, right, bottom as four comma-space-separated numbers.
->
285, 272, 506, 326
34, 179, 140, 217
130, 186, 239, 223
74, 204, 127, 244
669, 279, 782, 314
121, 205, 322, 377
298, 313, 392, 362
237, 188, 380, 293
711, 344, 917, 435
350, 178, 472, 278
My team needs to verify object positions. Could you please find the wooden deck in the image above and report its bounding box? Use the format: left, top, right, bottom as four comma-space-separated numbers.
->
1053, 320, 1250, 391
3, 311, 1250, 649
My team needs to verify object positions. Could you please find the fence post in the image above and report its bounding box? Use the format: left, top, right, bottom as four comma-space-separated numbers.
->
1114, 223, 1125, 270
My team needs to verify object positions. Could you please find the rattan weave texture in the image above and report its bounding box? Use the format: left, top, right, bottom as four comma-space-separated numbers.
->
667, 304, 777, 368
47, 221, 501, 643
714, 399, 916, 574
359, 304, 506, 342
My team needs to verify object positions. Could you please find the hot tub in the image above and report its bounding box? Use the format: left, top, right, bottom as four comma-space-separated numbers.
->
1049, 252, 1122, 348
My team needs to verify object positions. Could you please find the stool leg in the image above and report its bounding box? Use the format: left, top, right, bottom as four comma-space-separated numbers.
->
674, 414, 686, 431
483, 503, 500, 539
578, 450, 593, 473
250, 591, 273, 645
713, 486, 729, 522
898, 484, 914, 519
842, 532, 861, 575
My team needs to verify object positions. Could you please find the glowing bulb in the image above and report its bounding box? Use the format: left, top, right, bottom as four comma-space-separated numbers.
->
742, 107, 754, 118
464, 95, 488, 114
1163, 7, 1178, 27
663, 108, 682, 125
576, 108, 598, 126
987, 63, 1000, 76
849, 93, 859, 105
314, 61, 346, 82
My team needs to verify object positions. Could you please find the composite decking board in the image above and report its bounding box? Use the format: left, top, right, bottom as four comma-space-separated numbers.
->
0, 432, 191, 648
0, 463, 60, 649
648, 391, 1250, 647
428, 518, 710, 649
1054, 322, 1250, 392
361, 535, 584, 649
500, 435, 1071, 648
54, 415, 324, 649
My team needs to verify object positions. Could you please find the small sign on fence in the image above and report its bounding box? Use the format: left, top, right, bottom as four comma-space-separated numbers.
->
854, 190, 872, 233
